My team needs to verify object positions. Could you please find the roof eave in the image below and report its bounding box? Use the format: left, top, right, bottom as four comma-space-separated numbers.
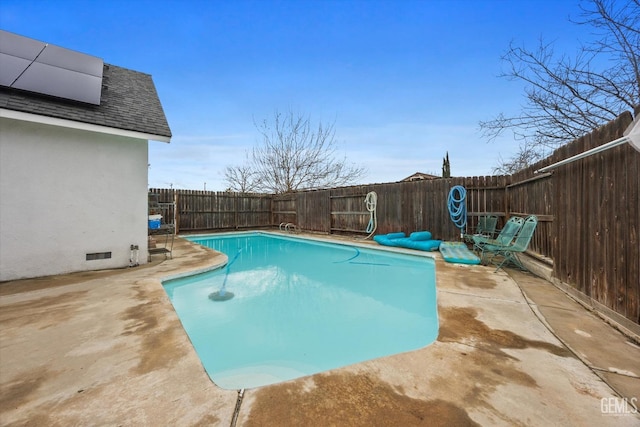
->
0, 108, 171, 143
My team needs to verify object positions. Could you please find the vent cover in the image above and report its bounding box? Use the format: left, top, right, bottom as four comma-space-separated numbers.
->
86, 252, 112, 261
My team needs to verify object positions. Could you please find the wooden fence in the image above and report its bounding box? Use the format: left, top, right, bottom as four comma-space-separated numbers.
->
149, 190, 272, 232
150, 110, 639, 327
515, 111, 639, 327
272, 176, 511, 241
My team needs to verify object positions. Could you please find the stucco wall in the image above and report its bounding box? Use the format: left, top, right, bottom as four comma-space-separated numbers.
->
0, 117, 149, 281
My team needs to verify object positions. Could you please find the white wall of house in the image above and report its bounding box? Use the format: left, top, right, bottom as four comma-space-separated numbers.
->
0, 117, 149, 281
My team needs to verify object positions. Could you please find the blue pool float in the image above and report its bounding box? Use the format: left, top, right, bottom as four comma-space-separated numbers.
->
439, 242, 481, 265
373, 231, 442, 252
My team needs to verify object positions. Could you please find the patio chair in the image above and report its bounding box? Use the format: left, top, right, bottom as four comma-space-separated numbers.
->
483, 215, 538, 272
463, 215, 499, 243
472, 216, 524, 262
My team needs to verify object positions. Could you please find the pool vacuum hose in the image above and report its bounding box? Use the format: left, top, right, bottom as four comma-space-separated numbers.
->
209, 249, 242, 301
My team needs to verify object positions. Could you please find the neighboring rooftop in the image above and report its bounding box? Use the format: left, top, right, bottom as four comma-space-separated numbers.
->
0, 30, 171, 141
400, 171, 439, 182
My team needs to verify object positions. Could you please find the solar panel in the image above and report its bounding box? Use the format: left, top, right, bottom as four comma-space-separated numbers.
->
0, 30, 103, 105
0, 53, 31, 87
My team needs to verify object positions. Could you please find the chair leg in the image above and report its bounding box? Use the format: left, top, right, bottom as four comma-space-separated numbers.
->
486, 251, 497, 266
493, 251, 526, 272
488, 250, 503, 272
510, 253, 526, 271
479, 248, 491, 265
480, 245, 495, 265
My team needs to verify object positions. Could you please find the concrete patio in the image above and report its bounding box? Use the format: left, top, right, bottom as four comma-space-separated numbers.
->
1, 235, 638, 426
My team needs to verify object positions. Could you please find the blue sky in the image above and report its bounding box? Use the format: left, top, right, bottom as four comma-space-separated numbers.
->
1, 0, 591, 190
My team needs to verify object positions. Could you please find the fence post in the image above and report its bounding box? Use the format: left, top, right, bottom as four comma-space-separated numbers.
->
234, 192, 238, 229
174, 191, 179, 234
327, 190, 332, 235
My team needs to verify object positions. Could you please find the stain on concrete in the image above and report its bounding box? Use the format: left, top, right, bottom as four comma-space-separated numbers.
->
437, 262, 497, 289
120, 282, 188, 375
438, 306, 574, 358
135, 322, 187, 375
192, 414, 222, 426
0, 367, 53, 412
121, 302, 159, 336
245, 372, 479, 426
0, 268, 138, 296
429, 306, 578, 422
0, 291, 89, 330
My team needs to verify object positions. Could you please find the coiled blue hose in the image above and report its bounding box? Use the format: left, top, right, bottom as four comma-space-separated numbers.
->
447, 185, 467, 238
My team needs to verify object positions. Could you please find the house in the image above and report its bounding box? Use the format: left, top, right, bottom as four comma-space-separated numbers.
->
0, 30, 171, 281
400, 172, 439, 182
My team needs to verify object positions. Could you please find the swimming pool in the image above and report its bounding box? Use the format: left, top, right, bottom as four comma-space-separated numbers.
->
163, 232, 438, 389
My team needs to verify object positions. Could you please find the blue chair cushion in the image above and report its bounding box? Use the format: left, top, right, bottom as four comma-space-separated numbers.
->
409, 231, 433, 241
373, 232, 441, 252
385, 232, 407, 240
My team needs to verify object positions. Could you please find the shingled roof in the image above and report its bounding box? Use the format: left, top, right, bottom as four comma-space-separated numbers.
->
0, 63, 172, 140
400, 172, 439, 182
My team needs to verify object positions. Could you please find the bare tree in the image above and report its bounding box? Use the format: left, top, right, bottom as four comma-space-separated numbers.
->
225, 110, 366, 194
223, 158, 258, 193
492, 141, 545, 175
480, 0, 640, 170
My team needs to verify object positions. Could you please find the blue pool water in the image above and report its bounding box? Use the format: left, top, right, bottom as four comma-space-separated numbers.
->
163, 232, 439, 389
